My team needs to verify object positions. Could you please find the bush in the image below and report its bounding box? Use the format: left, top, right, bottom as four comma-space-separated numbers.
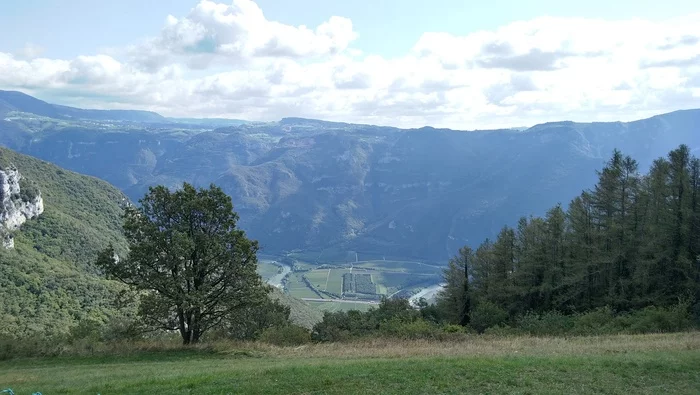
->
502, 301, 694, 337
100, 316, 143, 342
259, 325, 311, 346
470, 301, 508, 333
570, 307, 616, 335
379, 318, 440, 339
18, 177, 40, 201
625, 303, 692, 334
0, 334, 67, 360
312, 310, 375, 342
442, 324, 466, 334
517, 311, 574, 336
483, 325, 519, 337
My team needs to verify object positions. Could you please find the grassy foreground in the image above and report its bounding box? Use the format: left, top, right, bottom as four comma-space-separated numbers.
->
1, 332, 699, 394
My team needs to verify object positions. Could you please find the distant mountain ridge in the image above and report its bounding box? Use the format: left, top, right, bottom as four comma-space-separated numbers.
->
0, 90, 697, 261
0, 90, 165, 122
0, 90, 248, 125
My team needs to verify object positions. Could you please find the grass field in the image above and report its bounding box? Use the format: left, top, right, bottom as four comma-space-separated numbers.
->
304, 269, 332, 291
354, 260, 442, 274
286, 273, 323, 299
1, 333, 698, 394
326, 268, 352, 294
256, 260, 281, 282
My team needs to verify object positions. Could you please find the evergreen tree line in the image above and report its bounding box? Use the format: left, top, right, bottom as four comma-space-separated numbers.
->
437, 144, 700, 329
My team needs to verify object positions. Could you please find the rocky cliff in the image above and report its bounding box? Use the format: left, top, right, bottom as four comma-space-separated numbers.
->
0, 166, 44, 248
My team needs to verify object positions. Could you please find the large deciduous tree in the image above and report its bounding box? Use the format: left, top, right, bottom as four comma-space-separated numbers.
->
98, 183, 266, 344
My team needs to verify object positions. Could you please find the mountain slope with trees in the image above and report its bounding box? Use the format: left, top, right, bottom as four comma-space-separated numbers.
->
0, 147, 131, 341
1, 91, 697, 261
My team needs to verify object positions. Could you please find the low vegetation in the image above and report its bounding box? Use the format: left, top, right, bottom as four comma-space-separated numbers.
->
1, 332, 698, 394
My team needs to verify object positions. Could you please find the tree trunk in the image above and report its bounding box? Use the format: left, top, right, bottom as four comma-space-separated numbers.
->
460, 257, 471, 326
177, 307, 190, 345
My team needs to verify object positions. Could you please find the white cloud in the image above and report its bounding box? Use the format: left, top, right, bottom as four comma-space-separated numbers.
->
0, 1, 699, 129
128, 0, 357, 71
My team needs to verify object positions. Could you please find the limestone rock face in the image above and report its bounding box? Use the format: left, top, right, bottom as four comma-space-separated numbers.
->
0, 167, 44, 249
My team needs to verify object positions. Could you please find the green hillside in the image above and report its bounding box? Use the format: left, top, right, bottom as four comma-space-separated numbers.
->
0, 147, 320, 341
0, 147, 130, 340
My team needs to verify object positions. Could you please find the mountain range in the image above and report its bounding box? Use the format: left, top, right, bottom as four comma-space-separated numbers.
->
1, 90, 698, 261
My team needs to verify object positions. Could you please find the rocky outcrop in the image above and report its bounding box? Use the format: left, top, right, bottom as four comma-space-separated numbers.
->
0, 166, 44, 248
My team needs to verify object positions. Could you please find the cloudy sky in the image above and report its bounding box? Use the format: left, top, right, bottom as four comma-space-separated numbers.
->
1, 0, 699, 129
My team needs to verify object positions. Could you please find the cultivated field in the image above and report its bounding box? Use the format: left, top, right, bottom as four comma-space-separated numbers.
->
2, 332, 698, 394
256, 260, 281, 282
285, 272, 324, 299
280, 252, 444, 311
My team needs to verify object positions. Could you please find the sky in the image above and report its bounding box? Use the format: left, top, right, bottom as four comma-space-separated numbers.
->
1, 0, 699, 128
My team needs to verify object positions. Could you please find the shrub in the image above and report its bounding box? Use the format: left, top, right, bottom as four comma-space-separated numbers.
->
100, 316, 143, 342
507, 301, 693, 337
470, 301, 508, 333
570, 307, 617, 335
312, 310, 375, 342
259, 325, 311, 346
18, 177, 40, 201
625, 303, 692, 334
379, 318, 440, 339
483, 325, 519, 337
68, 318, 103, 344
517, 311, 574, 336
442, 324, 466, 334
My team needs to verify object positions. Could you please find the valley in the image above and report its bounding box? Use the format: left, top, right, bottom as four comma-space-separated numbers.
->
257, 253, 443, 312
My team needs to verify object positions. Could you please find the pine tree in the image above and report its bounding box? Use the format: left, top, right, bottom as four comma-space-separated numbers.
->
447, 145, 700, 324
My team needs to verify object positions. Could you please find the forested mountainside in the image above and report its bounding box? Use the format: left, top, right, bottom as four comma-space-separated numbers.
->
0, 147, 130, 339
0, 146, 321, 339
1, 90, 698, 261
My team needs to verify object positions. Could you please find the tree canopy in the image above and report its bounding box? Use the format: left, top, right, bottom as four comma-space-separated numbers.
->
98, 183, 268, 344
